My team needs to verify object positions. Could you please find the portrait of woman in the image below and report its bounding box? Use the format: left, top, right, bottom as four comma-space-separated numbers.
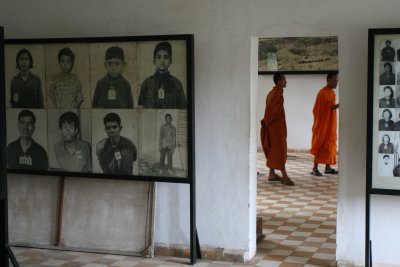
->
379, 108, 395, 131
380, 62, 396, 85
379, 86, 395, 108
379, 134, 394, 154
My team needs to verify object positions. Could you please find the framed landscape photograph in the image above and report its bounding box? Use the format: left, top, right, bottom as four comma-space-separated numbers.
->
258, 36, 338, 74
3, 34, 194, 183
367, 28, 400, 195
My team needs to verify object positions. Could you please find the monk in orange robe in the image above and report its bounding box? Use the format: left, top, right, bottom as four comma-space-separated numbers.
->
260, 73, 294, 186
310, 73, 339, 176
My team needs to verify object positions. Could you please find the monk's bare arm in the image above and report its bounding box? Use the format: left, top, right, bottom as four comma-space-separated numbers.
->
331, 103, 339, 110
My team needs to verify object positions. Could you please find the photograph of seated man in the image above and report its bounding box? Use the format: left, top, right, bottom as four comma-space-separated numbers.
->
96, 112, 137, 175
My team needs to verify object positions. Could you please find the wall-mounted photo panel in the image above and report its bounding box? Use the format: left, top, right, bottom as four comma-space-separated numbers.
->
368, 29, 400, 193
4, 35, 194, 182
258, 36, 338, 74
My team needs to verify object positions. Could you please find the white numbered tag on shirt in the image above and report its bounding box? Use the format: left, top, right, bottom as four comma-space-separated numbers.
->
108, 87, 116, 100
158, 88, 165, 99
114, 151, 122, 160
14, 93, 19, 102
19, 155, 32, 165
76, 150, 82, 159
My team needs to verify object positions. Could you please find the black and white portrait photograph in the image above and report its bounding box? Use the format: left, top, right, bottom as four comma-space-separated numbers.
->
4, 45, 46, 109
396, 68, 400, 85
378, 154, 394, 177
137, 40, 187, 109
392, 132, 400, 177
6, 108, 48, 170
394, 109, 400, 131
379, 108, 395, 131
138, 109, 188, 177
379, 85, 396, 108
394, 132, 400, 155
378, 132, 395, 154
89, 43, 137, 109
44, 44, 91, 109
395, 85, 400, 108
380, 62, 396, 85
381, 39, 396, 62
91, 109, 138, 175
47, 109, 92, 172
397, 41, 400, 62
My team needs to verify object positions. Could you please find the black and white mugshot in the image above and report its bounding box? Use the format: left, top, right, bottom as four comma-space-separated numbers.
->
96, 112, 137, 175
7, 109, 48, 170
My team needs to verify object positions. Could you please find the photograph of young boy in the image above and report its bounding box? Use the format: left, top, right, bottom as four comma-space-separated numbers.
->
138, 41, 186, 109
92, 46, 133, 108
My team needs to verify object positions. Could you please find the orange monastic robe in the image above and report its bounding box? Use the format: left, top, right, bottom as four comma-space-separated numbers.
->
260, 86, 287, 170
310, 86, 337, 165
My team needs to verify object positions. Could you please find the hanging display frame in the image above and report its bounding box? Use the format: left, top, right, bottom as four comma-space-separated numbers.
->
1, 34, 199, 265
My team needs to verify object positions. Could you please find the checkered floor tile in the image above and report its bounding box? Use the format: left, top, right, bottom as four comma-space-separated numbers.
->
10, 151, 337, 267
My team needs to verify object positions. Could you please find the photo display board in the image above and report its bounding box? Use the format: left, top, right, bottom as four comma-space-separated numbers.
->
368, 29, 400, 194
3, 35, 194, 183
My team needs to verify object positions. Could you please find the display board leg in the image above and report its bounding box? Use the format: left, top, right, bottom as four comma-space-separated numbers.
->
7, 246, 20, 267
196, 229, 201, 260
189, 228, 201, 265
369, 240, 372, 267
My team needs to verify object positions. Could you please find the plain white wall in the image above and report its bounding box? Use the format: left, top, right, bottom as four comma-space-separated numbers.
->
2, 0, 400, 265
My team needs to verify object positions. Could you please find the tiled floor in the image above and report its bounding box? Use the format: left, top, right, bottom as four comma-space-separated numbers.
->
255, 152, 337, 267
9, 151, 337, 267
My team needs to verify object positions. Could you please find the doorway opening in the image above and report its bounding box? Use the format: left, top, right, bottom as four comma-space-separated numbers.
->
254, 36, 339, 266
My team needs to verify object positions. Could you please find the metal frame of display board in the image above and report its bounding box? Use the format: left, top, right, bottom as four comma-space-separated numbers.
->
0, 26, 20, 267
366, 27, 400, 267
0, 33, 199, 266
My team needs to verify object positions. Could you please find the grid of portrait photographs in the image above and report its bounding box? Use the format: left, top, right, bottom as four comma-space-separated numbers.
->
4, 36, 193, 180
374, 34, 400, 190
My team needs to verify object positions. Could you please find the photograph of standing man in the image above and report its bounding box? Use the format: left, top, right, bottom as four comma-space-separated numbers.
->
260, 73, 294, 186
310, 73, 339, 176
54, 111, 91, 172
7, 109, 48, 170
96, 112, 137, 175
159, 113, 176, 175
